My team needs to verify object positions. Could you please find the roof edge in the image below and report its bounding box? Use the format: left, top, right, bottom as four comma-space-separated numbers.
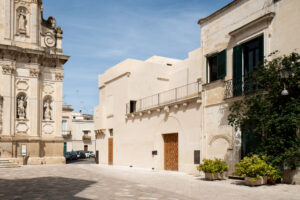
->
198, 0, 242, 25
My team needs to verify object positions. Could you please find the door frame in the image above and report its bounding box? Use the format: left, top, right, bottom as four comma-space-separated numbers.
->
163, 133, 179, 171
108, 138, 113, 165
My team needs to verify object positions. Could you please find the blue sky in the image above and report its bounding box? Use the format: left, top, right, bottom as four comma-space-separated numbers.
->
43, 0, 232, 114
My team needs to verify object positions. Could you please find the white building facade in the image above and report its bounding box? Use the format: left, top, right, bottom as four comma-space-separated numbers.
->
0, 0, 69, 164
94, 0, 300, 176
62, 105, 95, 153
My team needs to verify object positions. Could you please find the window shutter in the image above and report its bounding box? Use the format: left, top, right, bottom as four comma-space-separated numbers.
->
217, 49, 227, 79
233, 45, 243, 97
259, 34, 264, 64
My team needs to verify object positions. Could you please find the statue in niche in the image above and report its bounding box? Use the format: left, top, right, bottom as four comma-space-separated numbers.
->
17, 95, 27, 119
43, 99, 52, 120
17, 7, 27, 34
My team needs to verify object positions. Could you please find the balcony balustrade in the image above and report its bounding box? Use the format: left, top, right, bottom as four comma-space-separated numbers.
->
224, 76, 258, 99
126, 81, 201, 114
82, 135, 91, 141
62, 130, 72, 138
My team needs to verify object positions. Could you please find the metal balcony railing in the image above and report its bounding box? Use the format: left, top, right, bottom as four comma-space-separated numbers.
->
126, 81, 201, 114
224, 77, 258, 99
62, 131, 72, 138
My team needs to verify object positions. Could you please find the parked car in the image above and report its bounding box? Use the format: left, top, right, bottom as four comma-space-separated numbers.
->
64, 152, 72, 161
84, 151, 95, 158
70, 151, 78, 160
76, 150, 86, 159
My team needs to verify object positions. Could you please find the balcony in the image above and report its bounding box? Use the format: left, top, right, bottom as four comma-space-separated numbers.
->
126, 81, 201, 114
82, 135, 91, 141
224, 77, 258, 99
62, 131, 71, 138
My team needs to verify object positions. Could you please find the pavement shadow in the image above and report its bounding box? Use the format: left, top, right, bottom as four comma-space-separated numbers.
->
0, 177, 96, 200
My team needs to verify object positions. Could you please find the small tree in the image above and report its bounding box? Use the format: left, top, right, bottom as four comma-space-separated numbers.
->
228, 52, 300, 172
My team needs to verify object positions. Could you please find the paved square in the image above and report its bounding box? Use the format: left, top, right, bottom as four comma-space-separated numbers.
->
0, 163, 299, 200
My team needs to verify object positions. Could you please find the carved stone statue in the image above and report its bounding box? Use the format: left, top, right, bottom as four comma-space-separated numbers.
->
17, 8, 27, 34
17, 95, 26, 119
43, 99, 52, 120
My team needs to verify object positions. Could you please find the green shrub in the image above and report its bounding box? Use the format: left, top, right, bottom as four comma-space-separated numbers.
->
197, 158, 228, 173
234, 155, 280, 181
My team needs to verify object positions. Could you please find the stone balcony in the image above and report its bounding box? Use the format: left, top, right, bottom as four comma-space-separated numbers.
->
126, 81, 202, 118
62, 131, 72, 138
82, 135, 91, 141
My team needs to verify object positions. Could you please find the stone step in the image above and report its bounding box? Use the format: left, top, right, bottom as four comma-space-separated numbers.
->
0, 159, 20, 168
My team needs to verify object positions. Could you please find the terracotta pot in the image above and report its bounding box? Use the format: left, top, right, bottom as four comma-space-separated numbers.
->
245, 176, 267, 186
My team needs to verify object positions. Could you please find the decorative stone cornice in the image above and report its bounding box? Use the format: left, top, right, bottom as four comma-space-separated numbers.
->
55, 72, 64, 81
1, 65, 16, 75
29, 68, 40, 78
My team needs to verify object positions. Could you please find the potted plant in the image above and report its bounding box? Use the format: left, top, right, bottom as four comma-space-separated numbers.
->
234, 155, 279, 186
197, 158, 228, 180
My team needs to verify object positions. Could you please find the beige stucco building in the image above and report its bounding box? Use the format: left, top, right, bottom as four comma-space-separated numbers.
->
94, 0, 300, 176
62, 105, 95, 153
0, 0, 69, 164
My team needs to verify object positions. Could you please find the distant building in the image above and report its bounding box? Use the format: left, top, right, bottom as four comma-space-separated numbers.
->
62, 105, 95, 153
94, 0, 300, 175
0, 0, 69, 164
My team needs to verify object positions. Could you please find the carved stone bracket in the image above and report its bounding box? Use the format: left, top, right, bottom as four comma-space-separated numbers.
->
29, 68, 40, 77
1, 65, 16, 75
55, 72, 64, 81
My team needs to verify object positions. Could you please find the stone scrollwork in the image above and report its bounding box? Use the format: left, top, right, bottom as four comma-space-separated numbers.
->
44, 33, 56, 48
55, 72, 64, 81
29, 68, 40, 77
1, 65, 16, 75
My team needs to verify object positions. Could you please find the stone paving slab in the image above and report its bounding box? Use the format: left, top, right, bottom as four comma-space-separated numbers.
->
0, 164, 300, 200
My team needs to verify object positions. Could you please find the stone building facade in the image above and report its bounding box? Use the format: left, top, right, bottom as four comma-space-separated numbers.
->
0, 0, 69, 164
94, 0, 300, 175
62, 105, 95, 153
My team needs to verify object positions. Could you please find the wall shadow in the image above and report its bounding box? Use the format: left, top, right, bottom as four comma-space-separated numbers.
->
0, 177, 96, 199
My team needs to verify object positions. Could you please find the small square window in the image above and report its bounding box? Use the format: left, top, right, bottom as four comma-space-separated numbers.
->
109, 129, 113, 137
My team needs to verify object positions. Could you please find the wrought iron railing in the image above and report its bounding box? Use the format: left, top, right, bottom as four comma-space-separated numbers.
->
224, 76, 258, 99
126, 81, 201, 114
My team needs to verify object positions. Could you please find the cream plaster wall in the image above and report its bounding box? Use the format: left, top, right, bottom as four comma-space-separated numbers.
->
95, 51, 202, 174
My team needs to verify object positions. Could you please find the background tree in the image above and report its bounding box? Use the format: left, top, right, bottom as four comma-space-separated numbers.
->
228, 52, 300, 172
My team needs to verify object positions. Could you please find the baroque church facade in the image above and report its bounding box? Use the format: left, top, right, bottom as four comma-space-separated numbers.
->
0, 0, 69, 164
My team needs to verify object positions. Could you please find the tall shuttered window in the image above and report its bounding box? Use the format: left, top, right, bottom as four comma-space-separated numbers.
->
233, 34, 264, 97
206, 49, 227, 83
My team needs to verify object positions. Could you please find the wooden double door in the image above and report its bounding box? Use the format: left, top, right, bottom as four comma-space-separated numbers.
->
163, 133, 178, 171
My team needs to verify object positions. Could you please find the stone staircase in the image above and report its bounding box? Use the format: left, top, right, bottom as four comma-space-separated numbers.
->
0, 159, 20, 168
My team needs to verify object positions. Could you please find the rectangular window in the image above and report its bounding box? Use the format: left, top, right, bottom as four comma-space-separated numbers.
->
194, 150, 200, 164
62, 120, 67, 132
233, 35, 264, 97
207, 49, 227, 83
130, 100, 136, 113
109, 129, 113, 137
